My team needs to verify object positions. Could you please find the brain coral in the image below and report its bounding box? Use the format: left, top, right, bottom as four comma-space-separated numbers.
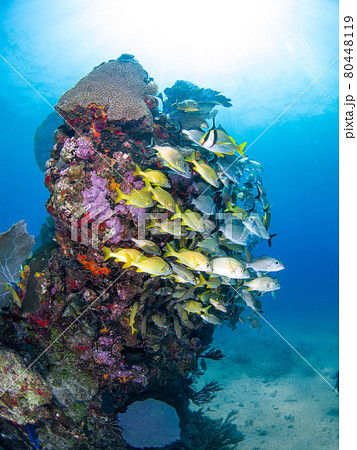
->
55, 56, 154, 128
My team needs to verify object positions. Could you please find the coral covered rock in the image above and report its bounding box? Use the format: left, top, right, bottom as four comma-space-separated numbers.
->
0, 347, 52, 424
56, 55, 155, 131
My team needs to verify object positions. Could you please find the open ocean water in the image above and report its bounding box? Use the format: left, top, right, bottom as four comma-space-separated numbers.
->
0, 0, 339, 448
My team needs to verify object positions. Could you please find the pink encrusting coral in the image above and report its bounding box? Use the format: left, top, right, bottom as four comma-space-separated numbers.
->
75, 136, 95, 159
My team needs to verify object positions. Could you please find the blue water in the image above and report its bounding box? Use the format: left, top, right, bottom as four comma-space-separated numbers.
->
0, 0, 338, 447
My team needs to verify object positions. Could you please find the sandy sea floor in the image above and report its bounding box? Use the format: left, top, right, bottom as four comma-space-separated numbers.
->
192, 314, 339, 449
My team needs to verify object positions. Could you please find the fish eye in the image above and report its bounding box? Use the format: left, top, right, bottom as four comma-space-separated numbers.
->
275, 261, 279, 265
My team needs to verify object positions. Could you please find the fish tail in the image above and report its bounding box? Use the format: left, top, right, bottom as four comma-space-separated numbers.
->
122, 256, 135, 269
171, 203, 182, 220
237, 142, 247, 158
132, 164, 142, 177
131, 324, 138, 334
163, 243, 176, 258
203, 305, 211, 316
146, 216, 157, 229
115, 187, 127, 203
196, 274, 206, 288
143, 179, 152, 191
103, 246, 112, 262
268, 233, 277, 247
225, 201, 233, 212
185, 151, 196, 163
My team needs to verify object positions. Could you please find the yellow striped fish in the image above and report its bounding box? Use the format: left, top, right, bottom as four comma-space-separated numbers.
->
164, 243, 212, 272
133, 164, 171, 188
123, 255, 172, 277
185, 152, 220, 188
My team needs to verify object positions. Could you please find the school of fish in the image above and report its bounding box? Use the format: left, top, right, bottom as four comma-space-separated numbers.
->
103, 112, 284, 337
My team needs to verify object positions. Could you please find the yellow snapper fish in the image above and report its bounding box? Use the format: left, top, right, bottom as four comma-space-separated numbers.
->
131, 238, 161, 256
147, 217, 188, 237
200, 126, 246, 158
164, 243, 212, 272
103, 246, 144, 262
196, 274, 222, 289
174, 99, 200, 112
123, 255, 172, 277
171, 204, 205, 233
185, 152, 220, 188
182, 300, 211, 316
210, 257, 250, 279
133, 164, 171, 188
174, 303, 196, 329
225, 201, 248, 220
154, 145, 189, 174
115, 186, 154, 208
144, 180, 176, 212
2, 282, 22, 307
171, 274, 191, 284
129, 301, 139, 334
244, 277, 280, 292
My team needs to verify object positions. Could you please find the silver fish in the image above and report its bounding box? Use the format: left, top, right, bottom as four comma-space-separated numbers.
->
244, 277, 280, 292
219, 223, 249, 246
246, 256, 285, 272
241, 288, 260, 311
191, 195, 216, 215
216, 157, 242, 184
210, 257, 250, 279
248, 159, 264, 172
243, 214, 270, 240
200, 313, 222, 325
196, 238, 221, 253
170, 262, 199, 285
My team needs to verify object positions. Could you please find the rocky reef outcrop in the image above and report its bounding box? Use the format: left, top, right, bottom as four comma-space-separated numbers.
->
0, 54, 281, 449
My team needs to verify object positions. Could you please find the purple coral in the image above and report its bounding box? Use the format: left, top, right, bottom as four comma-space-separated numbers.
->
93, 350, 115, 366
104, 216, 124, 243
82, 172, 127, 243
75, 137, 95, 159
82, 172, 112, 222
